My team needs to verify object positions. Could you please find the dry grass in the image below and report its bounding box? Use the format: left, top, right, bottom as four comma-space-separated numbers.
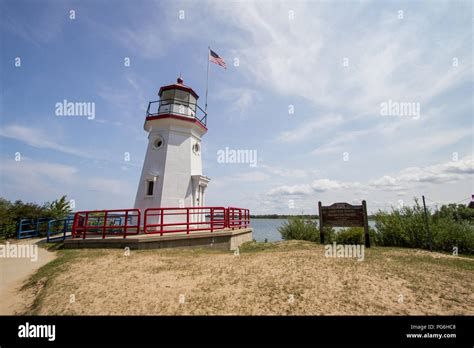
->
22, 240, 474, 315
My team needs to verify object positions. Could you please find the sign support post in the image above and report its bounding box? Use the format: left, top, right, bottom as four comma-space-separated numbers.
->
318, 201, 324, 244
362, 200, 370, 248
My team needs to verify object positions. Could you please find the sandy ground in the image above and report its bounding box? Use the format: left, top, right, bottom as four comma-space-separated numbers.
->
0, 238, 57, 314
23, 241, 474, 315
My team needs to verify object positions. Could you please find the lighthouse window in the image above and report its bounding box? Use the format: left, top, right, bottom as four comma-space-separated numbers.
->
161, 90, 174, 102
175, 89, 189, 103
146, 180, 154, 196
153, 137, 164, 149
189, 95, 197, 112
193, 143, 200, 154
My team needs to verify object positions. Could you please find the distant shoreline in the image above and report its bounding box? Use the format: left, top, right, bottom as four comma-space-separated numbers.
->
250, 215, 377, 220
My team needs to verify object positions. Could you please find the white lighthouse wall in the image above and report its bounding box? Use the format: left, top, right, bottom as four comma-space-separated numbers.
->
134, 117, 207, 228
190, 136, 203, 176
133, 131, 167, 211
160, 130, 194, 208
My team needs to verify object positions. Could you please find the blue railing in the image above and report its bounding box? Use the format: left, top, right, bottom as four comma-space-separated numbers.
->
47, 217, 74, 242
17, 219, 40, 239
17, 216, 75, 241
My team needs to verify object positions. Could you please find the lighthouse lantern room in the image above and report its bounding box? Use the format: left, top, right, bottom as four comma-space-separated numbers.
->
134, 77, 210, 217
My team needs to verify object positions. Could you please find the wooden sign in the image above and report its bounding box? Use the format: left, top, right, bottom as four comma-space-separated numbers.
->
321, 202, 365, 227
318, 200, 370, 247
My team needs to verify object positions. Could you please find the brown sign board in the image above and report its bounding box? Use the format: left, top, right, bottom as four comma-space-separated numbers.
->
318, 201, 370, 247
321, 203, 364, 227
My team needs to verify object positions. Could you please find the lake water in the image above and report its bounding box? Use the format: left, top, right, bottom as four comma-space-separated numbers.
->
250, 218, 377, 242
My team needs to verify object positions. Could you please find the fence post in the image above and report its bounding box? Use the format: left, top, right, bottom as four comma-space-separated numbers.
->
362, 200, 370, 248
422, 195, 432, 251
83, 212, 89, 240
102, 211, 108, 239
63, 218, 68, 240
124, 211, 129, 239
73, 214, 81, 239
47, 220, 52, 242
160, 209, 164, 236
186, 208, 190, 234
210, 208, 214, 232
72, 215, 77, 239
318, 201, 324, 244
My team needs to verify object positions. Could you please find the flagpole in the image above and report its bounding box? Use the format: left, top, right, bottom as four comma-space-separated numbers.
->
205, 46, 210, 113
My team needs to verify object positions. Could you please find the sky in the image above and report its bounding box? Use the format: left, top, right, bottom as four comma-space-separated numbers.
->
0, 0, 472, 215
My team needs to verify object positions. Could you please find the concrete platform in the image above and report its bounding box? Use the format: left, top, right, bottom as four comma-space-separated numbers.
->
64, 228, 253, 251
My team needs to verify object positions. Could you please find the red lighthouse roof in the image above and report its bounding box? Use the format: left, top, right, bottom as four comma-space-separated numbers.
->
158, 77, 199, 99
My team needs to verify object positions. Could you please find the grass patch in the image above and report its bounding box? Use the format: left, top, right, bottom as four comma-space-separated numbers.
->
239, 241, 279, 253
389, 253, 474, 272
38, 242, 65, 252
20, 249, 107, 314
239, 240, 319, 253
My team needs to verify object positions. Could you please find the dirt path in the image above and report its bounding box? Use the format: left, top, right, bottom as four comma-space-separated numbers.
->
0, 239, 57, 315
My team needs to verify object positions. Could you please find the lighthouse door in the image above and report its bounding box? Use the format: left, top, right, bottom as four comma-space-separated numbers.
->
194, 186, 204, 224
197, 186, 203, 207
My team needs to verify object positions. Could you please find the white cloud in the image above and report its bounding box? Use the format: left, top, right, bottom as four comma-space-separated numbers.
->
1, 158, 134, 200
212, 171, 270, 186
0, 125, 100, 160
1, 158, 77, 186
260, 164, 319, 178
215, 87, 258, 118
268, 179, 356, 196
369, 156, 473, 189
268, 156, 473, 197
277, 114, 344, 143
209, 1, 470, 116
85, 177, 129, 195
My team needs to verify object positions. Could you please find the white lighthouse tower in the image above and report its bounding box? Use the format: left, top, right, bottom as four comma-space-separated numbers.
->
134, 77, 210, 216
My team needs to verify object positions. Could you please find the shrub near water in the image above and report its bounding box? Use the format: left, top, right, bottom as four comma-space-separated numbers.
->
375, 199, 427, 249
431, 218, 474, 254
335, 227, 364, 244
374, 200, 474, 254
278, 217, 318, 242
278, 217, 335, 242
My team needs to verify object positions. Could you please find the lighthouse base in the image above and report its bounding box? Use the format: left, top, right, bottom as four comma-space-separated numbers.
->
64, 228, 253, 251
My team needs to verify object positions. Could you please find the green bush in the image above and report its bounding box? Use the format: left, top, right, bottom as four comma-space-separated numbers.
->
431, 218, 474, 254
278, 217, 335, 243
278, 217, 317, 242
322, 225, 336, 243
0, 196, 72, 239
374, 199, 474, 254
333, 226, 378, 245
432, 203, 474, 223
374, 199, 427, 249
335, 227, 364, 244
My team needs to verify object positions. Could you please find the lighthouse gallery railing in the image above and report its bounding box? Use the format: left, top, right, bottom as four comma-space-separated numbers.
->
146, 99, 207, 126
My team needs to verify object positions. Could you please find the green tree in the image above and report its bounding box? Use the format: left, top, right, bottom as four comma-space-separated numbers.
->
47, 196, 72, 220
0, 196, 72, 239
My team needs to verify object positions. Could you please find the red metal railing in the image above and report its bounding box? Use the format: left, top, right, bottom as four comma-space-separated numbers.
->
144, 206, 227, 235
227, 207, 251, 229
72, 209, 140, 239
71, 207, 250, 239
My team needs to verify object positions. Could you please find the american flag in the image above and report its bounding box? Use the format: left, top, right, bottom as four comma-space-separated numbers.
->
209, 49, 227, 69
